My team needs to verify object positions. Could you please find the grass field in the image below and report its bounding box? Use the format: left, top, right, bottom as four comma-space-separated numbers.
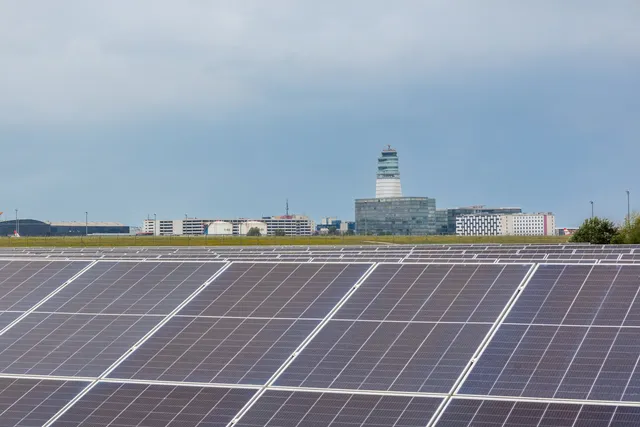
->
0, 235, 570, 248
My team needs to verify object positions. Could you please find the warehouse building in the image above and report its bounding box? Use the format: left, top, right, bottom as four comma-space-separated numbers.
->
0, 219, 130, 237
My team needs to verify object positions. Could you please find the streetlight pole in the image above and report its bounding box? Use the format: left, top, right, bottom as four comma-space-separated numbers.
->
153, 213, 157, 242
85, 212, 88, 236
590, 201, 594, 219
15, 209, 18, 235
627, 190, 631, 226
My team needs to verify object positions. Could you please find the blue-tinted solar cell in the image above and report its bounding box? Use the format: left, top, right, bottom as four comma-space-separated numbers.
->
36, 261, 225, 315
179, 263, 370, 319
436, 399, 640, 427
0, 311, 21, 330
237, 390, 442, 427
0, 378, 88, 427
277, 320, 490, 393
506, 265, 640, 326
0, 313, 160, 377
0, 261, 89, 311
52, 382, 255, 427
460, 324, 640, 401
334, 264, 529, 322
108, 317, 319, 385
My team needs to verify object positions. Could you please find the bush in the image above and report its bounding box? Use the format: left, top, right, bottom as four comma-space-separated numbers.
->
570, 217, 619, 244
274, 229, 286, 237
246, 227, 262, 237
612, 214, 640, 244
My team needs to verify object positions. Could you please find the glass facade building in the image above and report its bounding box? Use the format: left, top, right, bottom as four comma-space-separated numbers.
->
355, 197, 437, 235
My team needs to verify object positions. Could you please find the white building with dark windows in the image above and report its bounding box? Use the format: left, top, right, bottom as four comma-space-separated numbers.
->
455, 214, 505, 236
456, 213, 555, 236
143, 215, 315, 236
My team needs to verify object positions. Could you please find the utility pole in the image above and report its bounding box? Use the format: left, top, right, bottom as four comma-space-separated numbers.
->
590, 201, 594, 219
286, 199, 289, 216
15, 209, 18, 235
85, 212, 88, 236
627, 190, 631, 226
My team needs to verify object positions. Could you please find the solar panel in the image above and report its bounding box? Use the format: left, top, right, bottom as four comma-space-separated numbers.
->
0, 312, 21, 330
459, 264, 640, 402
235, 390, 443, 427
334, 264, 531, 323
436, 399, 640, 427
179, 263, 371, 319
0, 313, 160, 377
0, 378, 88, 427
273, 263, 531, 394
108, 317, 319, 385
51, 382, 256, 427
0, 261, 89, 311
276, 321, 489, 393
36, 261, 225, 315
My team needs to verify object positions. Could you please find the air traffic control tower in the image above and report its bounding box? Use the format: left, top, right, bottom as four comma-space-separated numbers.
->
375, 145, 403, 198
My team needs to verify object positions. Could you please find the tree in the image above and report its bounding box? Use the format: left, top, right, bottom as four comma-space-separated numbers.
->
570, 217, 618, 244
274, 229, 286, 237
246, 227, 262, 237
345, 229, 355, 236
612, 213, 640, 244
328, 226, 338, 236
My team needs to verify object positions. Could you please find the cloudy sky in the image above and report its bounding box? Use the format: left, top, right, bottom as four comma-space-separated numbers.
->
1, 1, 639, 227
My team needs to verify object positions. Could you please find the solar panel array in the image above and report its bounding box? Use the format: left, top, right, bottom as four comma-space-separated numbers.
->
0, 245, 639, 426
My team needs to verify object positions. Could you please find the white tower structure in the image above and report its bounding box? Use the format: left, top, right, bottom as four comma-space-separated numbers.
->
375, 145, 403, 198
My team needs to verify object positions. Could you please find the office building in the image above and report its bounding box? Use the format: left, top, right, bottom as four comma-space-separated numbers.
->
355, 197, 437, 235
316, 217, 356, 234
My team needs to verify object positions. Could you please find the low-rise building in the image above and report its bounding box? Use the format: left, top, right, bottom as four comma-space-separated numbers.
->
143, 215, 315, 236
447, 206, 522, 235
316, 217, 356, 234
456, 213, 556, 236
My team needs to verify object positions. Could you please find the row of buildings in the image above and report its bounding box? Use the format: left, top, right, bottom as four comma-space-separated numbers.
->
140, 147, 556, 237
353, 146, 556, 236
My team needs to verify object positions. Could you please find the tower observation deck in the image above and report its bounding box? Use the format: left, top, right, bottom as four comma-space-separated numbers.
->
375, 145, 403, 198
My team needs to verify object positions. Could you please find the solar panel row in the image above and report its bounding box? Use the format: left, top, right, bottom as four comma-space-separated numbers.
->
0, 252, 639, 426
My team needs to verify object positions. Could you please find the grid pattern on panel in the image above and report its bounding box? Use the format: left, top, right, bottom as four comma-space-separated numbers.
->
36, 262, 224, 315
51, 382, 255, 427
436, 399, 640, 427
236, 390, 442, 427
0, 378, 88, 427
334, 264, 530, 323
108, 317, 319, 385
0, 313, 160, 377
460, 264, 640, 402
505, 265, 640, 326
180, 263, 370, 319
0, 261, 89, 311
276, 321, 491, 393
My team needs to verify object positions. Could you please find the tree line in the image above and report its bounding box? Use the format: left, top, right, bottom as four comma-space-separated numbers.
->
571, 214, 640, 244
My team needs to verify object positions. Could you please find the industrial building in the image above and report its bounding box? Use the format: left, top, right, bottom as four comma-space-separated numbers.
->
0, 219, 130, 237
456, 213, 556, 236
143, 215, 315, 236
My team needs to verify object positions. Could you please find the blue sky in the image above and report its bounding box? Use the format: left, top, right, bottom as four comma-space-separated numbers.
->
1, 1, 639, 227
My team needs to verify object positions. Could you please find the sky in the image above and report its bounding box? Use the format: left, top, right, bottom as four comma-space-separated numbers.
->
1, 1, 639, 228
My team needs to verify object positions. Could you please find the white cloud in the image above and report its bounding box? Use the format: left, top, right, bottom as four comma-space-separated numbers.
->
1, 0, 639, 123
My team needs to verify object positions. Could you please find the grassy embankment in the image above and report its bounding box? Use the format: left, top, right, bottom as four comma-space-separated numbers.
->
0, 235, 569, 248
